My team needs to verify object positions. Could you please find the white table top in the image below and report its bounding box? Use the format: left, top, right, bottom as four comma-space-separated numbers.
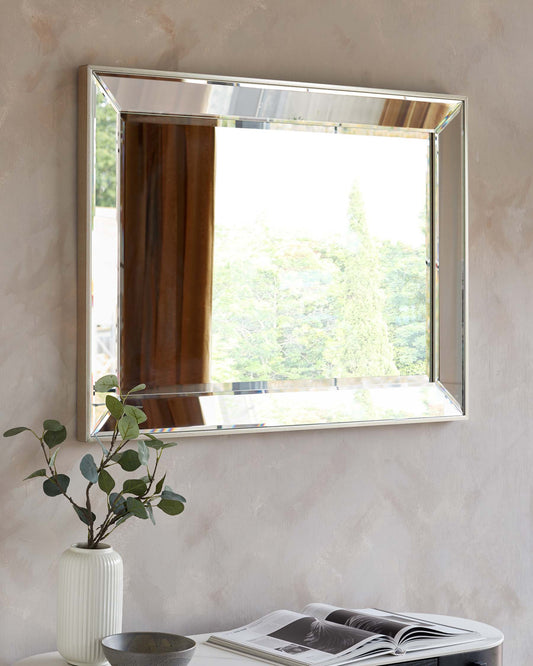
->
14, 613, 504, 666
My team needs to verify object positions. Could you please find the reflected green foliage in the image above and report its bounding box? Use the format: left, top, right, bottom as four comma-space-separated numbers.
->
324, 185, 396, 378
381, 240, 428, 375
95, 91, 117, 208
212, 220, 336, 381
211, 183, 428, 384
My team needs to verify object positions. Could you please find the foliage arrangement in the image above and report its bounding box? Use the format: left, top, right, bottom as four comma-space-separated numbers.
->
3, 375, 185, 549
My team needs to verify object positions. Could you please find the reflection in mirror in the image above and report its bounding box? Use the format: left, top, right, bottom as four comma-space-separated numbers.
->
92, 89, 118, 383
79, 67, 467, 439
212, 128, 430, 379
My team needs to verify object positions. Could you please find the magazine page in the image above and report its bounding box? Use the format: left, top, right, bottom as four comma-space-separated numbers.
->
303, 605, 413, 642
207, 610, 398, 666
303, 604, 481, 650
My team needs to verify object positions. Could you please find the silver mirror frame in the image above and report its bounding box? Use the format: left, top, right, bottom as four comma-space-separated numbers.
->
77, 65, 467, 441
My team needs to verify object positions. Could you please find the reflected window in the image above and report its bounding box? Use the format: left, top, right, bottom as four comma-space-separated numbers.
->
212, 125, 430, 386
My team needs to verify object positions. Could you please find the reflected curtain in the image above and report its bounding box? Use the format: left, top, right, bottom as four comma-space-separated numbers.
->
120, 119, 215, 427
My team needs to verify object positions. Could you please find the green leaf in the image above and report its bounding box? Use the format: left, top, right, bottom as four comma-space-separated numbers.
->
43, 419, 63, 431
145, 438, 164, 450
73, 504, 96, 526
162, 487, 186, 503
128, 383, 146, 394
44, 426, 67, 448
126, 497, 148, 519
117, 449, 141, 471
94, 375, 119, 393
118, 414, 139, 441
109, 492, 127, 515
106, 395, 124, 420
43, 474, 70, 497
124, 404, 147, 424
144, 438, 177, 451
137, 440, 149, 466
157, 498, 185, 516
49, 448, 60, 468
95, 436, 109, 457
80, 453, 98, 484
146, 502, 156, 525
3, 427, 30, 437
24, 469, 47, 480
143, 433, 158, 441
122, 478, 147, 496
98, 469, 115, 494
115, 513, 132, 527
155, 474, 166, 494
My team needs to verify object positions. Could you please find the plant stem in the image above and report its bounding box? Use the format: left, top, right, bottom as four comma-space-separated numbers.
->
94, 506, 125, 545
93, 444, 162, 546
93, 507, 115, 544
144, 448, 162, 494
97, 425, 119, 471
98, 517, 126, 542
85, 482, 94, 546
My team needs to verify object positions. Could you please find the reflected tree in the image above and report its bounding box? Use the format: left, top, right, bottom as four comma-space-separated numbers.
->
211, 184, 408, 383
211, 219, 336, 382
380, 237, 428, 376
324, 184, 397, 378
95, 91, 117, 208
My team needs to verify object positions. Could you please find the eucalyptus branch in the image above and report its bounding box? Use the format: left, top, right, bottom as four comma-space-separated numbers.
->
145, 449, 162, 493
109, 437, 131, 458
38, 438, 51, 468
98, 516, 128, 542
95, 489, 132, 543
96, 426, 119, 468
85, 482, 94, 544
93, 508, 116, 544
3, 374, 186, 549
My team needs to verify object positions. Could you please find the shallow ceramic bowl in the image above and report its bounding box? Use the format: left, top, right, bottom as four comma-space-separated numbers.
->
102, 632, 196, 666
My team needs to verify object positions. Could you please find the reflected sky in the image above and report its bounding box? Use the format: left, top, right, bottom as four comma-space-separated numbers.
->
215, 126, 429, 247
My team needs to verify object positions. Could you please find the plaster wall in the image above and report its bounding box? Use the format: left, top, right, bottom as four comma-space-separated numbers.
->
0, 1, 530, 664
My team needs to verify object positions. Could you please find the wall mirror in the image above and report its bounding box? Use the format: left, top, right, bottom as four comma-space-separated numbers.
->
78, 66, 467, 440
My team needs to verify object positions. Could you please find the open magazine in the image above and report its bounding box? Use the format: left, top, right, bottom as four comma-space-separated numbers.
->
206, 603, 482, 666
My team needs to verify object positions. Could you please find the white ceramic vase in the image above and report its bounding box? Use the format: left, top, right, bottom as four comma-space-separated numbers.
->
57, 543, 123, 666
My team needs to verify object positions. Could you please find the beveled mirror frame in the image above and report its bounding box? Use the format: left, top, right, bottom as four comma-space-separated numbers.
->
77, 65, 467, 441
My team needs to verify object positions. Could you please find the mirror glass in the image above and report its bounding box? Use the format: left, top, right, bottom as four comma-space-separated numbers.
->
78, 67, 467, 439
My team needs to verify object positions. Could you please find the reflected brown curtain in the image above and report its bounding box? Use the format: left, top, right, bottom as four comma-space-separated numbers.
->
379, 100, 449, 129
120, 119, 215, 427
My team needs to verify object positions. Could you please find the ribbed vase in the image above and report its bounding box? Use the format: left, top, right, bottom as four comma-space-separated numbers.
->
57, 543, 123, 666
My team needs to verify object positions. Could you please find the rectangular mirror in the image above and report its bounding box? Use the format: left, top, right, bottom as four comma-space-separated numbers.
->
78, 66, 467, 440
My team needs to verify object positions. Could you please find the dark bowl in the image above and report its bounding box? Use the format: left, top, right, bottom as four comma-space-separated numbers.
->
101, 632, 196, 666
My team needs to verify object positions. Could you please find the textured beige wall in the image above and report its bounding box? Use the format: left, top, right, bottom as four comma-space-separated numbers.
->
0, 0, 530, 663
